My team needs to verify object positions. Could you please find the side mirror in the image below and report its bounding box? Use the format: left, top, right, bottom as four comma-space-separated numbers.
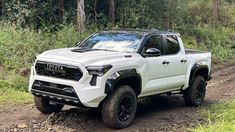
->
144, 48, 161, 57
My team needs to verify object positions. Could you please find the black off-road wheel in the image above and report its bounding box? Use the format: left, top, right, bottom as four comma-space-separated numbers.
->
183, 75, 206, 107
34, 96, 64, 114
101, 85, 137, 129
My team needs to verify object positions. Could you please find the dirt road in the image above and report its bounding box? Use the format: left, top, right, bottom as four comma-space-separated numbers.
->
0, 63, 235, 132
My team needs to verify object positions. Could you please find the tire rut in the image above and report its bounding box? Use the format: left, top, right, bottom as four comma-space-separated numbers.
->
206, 64, 235, 102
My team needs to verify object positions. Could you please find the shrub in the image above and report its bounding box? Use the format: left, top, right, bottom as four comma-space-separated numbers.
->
181, 25, 235, 62
0, 23, 94, 70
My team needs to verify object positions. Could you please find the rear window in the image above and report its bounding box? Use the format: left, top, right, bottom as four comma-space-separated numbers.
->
164, 35, 180, 55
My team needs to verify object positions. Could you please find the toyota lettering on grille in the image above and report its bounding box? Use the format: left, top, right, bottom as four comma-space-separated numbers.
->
46, 63, 64, 73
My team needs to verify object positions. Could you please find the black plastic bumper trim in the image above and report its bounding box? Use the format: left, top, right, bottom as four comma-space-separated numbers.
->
31, 89, 80, 102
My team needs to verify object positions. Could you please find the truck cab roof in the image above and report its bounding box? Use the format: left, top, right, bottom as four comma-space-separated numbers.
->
101, 29, 180, 36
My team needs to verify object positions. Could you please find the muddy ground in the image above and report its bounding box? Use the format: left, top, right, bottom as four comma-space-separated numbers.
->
0, 63, 235, 132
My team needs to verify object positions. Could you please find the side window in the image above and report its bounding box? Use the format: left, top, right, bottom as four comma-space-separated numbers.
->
142, 35, 163, 53
164, 35, 180, 55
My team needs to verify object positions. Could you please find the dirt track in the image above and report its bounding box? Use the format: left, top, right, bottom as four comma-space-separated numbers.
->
0, 63, 235, 132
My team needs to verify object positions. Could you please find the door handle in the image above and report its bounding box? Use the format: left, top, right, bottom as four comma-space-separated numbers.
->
181, 59, 187, 63
162, 61, 170, 65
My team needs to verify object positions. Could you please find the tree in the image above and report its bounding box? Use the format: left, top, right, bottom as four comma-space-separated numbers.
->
0, 0, 3, 16
77, 0, 85, 31
212, 0, 223, 24
109, 0, 116, 23
58, 0, 65, 23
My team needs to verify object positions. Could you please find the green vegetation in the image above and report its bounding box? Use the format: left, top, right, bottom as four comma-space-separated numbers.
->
0, 23, 93, 70
183, 25, 235, 62
0, 72, 32, 105
0, 88, 32, 105
0, 23, 234, 72
192, 101, 235, 132
0, 0, 234, 71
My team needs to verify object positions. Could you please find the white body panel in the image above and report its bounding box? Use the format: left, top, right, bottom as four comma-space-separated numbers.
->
29, 35, 211, 108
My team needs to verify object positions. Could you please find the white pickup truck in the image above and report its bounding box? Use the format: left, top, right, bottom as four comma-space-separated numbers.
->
29, 29, 212, 129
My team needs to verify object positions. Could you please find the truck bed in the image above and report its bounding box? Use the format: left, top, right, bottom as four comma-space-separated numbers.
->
185, 49, 209, 54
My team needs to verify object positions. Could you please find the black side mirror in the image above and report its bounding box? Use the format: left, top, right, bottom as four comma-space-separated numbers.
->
144, 48, 161, 57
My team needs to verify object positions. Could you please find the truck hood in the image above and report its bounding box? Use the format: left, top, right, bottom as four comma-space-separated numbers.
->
37, 48, 139, 66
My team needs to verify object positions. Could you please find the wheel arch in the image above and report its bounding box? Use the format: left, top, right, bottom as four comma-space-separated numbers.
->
189, 63, 210, 85
105, 69, 142, 96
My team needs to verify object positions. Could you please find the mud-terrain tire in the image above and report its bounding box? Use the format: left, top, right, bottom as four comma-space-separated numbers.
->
102, 85, 137, 129
34, 96, 64, 114
183, 75, 206, 107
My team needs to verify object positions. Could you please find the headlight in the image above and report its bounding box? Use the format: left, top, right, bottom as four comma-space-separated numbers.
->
86, 65, 112, 77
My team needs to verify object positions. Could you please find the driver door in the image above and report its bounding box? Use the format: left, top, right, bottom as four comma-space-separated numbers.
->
142, 35, 171, 96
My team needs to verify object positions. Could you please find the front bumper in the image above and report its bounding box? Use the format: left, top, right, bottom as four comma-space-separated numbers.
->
31, 80, 81, 105
29, 59, 107, 108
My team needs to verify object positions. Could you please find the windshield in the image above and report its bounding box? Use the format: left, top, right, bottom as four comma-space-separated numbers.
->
79, 32, 143, 53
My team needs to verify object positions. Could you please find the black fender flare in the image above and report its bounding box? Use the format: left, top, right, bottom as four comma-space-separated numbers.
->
105, 69, 142, 94
189, 63, 210, 85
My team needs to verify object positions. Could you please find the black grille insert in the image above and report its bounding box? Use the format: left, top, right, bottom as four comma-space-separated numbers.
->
35, 61, 83, 81
32, 80, 78, 98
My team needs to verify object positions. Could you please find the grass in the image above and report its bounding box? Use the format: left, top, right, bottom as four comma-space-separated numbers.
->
192, 101, 235, 132
0, 71, 32, 105
0, 87, 32, 105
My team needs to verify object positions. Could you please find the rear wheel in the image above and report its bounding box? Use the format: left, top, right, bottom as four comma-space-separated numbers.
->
101, 85, 137, 129
183, 75, 206, 107
34, 96, 64, 114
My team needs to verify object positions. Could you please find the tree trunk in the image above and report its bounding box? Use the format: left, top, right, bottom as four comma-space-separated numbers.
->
212, 0, 223, 24
59, 0, 64, 23
94, 0, 97, 24
109, 0, 116, 23
77, 0, 85, 31
0, 0, 4, 16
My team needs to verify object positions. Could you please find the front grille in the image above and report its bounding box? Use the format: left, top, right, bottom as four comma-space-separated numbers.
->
35, 61, 83, 81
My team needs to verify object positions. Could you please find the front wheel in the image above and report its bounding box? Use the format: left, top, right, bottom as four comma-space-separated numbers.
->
34, 96, 64, 114
183, 75, 206, 107
101, 85, 137, 129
